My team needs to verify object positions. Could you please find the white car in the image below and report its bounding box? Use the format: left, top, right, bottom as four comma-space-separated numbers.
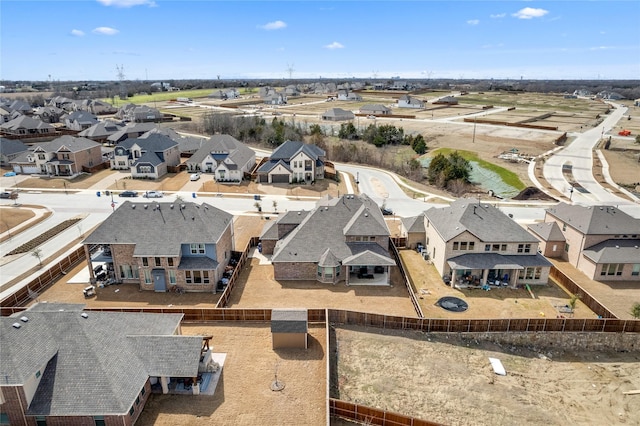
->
143, 190, 164, 198
190, 173, 201, 181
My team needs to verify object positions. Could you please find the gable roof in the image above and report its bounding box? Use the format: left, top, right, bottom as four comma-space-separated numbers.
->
401, 216, 425, 233
0, 137, 29, 156
582, 239, 640, 264
83, 201, 233, 257
186, 134, 255, 168
425, 199, 538, 243
0, 303, 201, 416
271, 309, 308, 333
322, 108, 355, 119
37, 135, 101, 152
78, 120, 124, 138
119, 133, 178, 152
360, 104, 390, 112
64, 110, 98, 123
107, 123, 159, 143
527, 222, 566, 241
0, 115, 54, 131
269, 140, 325, 162
545, 203, 640, 235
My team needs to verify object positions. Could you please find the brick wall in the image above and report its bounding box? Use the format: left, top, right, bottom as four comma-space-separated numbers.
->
274, 262, 316, 281
1, 386, 35, 426
110, 244, 140, 285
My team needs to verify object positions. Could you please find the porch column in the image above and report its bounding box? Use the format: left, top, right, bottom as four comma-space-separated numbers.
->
482, 269, 489, 285
84, 245, 95, 282
160, 376, 169, 394
192, 378, 200, 395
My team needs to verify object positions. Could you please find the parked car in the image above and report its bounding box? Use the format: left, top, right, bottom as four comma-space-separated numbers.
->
3, 171, 16, 177
190, 173, 201, 181
143, 190, 164, 198
118, 190, 139, 198
381, 207, 393, 216
0, 191, 13, 199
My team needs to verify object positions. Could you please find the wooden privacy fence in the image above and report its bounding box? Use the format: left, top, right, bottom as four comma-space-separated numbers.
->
389, 240, 424, 318
330, 399, 444, 426
0, 246, 85, 309
216, 236, 259, 308
327, 309, 640, 333
549, 267, 616, 318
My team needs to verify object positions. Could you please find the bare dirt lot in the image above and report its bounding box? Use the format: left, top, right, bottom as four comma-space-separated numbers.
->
138, 323, 327, 426
334, 325, 640, 426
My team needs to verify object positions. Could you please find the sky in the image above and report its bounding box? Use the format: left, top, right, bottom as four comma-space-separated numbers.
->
1, 0, 639, 81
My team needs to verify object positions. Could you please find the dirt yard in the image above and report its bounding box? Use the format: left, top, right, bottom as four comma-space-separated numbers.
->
334, 325, 640, 426
137, 323, 327, 426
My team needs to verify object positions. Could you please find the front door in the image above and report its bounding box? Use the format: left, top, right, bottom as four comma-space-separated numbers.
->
152, 269, 167, 292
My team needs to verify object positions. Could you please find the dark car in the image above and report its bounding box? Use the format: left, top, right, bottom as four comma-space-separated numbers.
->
118, 190, 139, 198
381, 207, 393, 216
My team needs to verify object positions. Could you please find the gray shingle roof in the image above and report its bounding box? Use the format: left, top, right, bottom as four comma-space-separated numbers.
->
260, 220, 279, 240
545, 203, 640, 235
120, 133, 178, 152
186, 135, 255, 170
527, 222, 566, 241
1, 303, 201, 416
78, 120, 124, 138
132, 150, 163, 167
447, 252, 551, 270
401, 216, 425, 233
1, 115, 54, 131
0, 137, 28, 156
322, 108, 355, 119
37, 135, 101, 152
582, 239, 640, 263
271, 309, 308, 333
425, 199, 538, 243
82, 201, 233, 256
269, 140, 325, 162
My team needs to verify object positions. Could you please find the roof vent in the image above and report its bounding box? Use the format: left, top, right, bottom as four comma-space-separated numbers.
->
364, 213, 369, 217
615, 245, 620, 249
131, 204, 136, 209
144, 205, 148, 209
20, 316, 28, 322
170, 204, 174, 209
12, 323, 21, 329
81, 313, 89, 318
181, 204, 186, 209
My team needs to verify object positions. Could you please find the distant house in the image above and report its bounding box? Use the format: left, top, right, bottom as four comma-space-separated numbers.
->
47, 95, 76, 111
117, 103, 164, 123
359, 104, 391, 115
397, 95, 425, 109
284, 85, 300, 96
78, 119, 125, 142
111, 133, 180, 179
433, 96, 458, 105
416, 199, 551, 287
263, 93, 287, 105
0, 303, 208, 425
208, 88, 240, 100
10, 135, 102, 176
185, 134, 256, 182
337, 89, 362, 101
88, 99, 117, 115
33, 106, 64, 123
0, 115, 54, 136
83, 201, 234, 292
63, 110, 99, 131
107, 122, 159, 145
531, 203, 640, 281
0, 137, 29, 166
256, 140, 325, 184
322, 108, 355, 121
5, 99, 33, 115
266, 194, 396, 285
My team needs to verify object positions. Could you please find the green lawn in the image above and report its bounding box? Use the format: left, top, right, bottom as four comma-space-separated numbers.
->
427, 148, 526, 191
102, 89, 216, 105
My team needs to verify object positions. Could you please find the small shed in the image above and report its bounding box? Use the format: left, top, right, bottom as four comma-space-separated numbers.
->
271, 309, 308, 349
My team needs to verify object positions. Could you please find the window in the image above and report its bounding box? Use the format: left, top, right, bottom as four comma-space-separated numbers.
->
565, 243, 570, 252
632, 264, 640, 276
469, 242, 475, 250
336, 266, 341, 277
453, 242, 459, 250
119, 264, 139, 279
168, 257, 174, 267
190, 243, 205, 254
534, 267, 542, 280
118, 161, 126, 166
35, 417, 46, 426
317, 266, 322, 277
168, 270, 176, 285
324, 267, 333, 278
501, 244, 507, 251
155, 257, 161, 267
129, 406, 135, 416
203, 271, 210, 284
139, 165, 152, 173
485, 244, 490, 252
38, 153, 46, 160
492, 244, 500, 252
143, 270, 151, 284
517, 244, 531, 253
601, 264, 623, 276
135, 395, 140, 406
460, 242, 468, 250
142, 257, 148, 267
94, 417, 105, 426
562, 223, 567, 231
140, 387, 146, 396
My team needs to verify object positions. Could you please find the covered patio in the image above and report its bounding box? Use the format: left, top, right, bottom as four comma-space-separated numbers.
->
343, 249, 396, 286
446, 253, 551, 288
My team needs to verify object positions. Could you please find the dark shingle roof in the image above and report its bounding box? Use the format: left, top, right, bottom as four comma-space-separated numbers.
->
0, 137, 28, 156
271, 309, 308, 333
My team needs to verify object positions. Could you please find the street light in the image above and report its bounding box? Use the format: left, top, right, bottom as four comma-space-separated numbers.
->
568, 186, 574, 201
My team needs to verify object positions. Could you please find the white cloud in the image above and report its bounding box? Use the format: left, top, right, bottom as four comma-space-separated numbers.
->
70, 29, 85, 37
92, 27, 119, 35
490, 13, 506, 18
258, 20, 287, 30
467, 19, 480, 25
324, 42, 344, 50
97, 0, 156, 7
512, 7, 549, 19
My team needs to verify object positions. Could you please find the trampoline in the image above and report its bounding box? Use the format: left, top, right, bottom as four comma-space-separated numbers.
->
436, 296, 469, 312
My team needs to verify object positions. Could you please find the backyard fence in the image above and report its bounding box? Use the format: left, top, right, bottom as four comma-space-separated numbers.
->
389, 241, 424, 318
549, 267, 616, 318
215, 236, 259, 308
330, 399, 444, 426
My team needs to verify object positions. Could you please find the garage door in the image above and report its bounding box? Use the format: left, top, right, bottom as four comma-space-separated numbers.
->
271, 174, 289, 183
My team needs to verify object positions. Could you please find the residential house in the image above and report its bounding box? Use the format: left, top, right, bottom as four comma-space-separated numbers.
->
47, 95, 76, 111
5, 100, 33, 115
0, 138, 28, 166
0, 105, 12, 123
321, 108, 355, 121
88, 99, 117, 115
63, 110, 99, 131
10, 135, 102, 176
107, 122, 159, 145
531, 203, 640, 281
337, 90, 362, 101
263, 93, 287, 105
33, 106, 64, 123
284, 85, 300, 97
359, 104, 391, 115
419, 199, 551, 287
111, 133, 180, 179
267, 194, 396, 285
82, 201, 234, 292
78, 119, 125, 142
400, 215, 426, 250
0, 115, 54, 136
397, 95, 425, 109
185, 134, 255, 182
116, 103, 164, 122
0, 303, 208, 425
208, 88, 240, 100
256, 140, 325, 184
433, 96, 458, 105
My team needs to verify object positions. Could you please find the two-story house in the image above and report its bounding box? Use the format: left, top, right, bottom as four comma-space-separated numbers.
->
33, 106, 64, 123
1, 303, 207, 426
185, 134, 256, 182
530, 203, 640, 281
111, 133, 180, 179
78, 119, 125, 143
265, 194, 396, 285
116, 103, 163, 123
82, 201, 234, 293
0, 115, 54, 136
0, 137, 29, 166
256, 140, 325, 184
10, 135, 102, 176
337, 89, 362, 101
414, 199, 551, 287
107, 122, 159, 145
63, 110, 99, 131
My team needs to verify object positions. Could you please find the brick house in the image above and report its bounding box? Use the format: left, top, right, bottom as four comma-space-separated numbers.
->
256, 140, 325, 184
185, 134, 256, 182
0, 115, 54, 136
415, 199, 552, 287
530, 203, 640, 281
82, 201, 234, 293
10, 135, 102, 176
0, 303, 206, 426
265, 194, 396, 285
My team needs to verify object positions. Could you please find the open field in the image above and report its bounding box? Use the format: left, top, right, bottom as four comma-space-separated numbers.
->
138, 323, 327, 426
334, 325, 640, 426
